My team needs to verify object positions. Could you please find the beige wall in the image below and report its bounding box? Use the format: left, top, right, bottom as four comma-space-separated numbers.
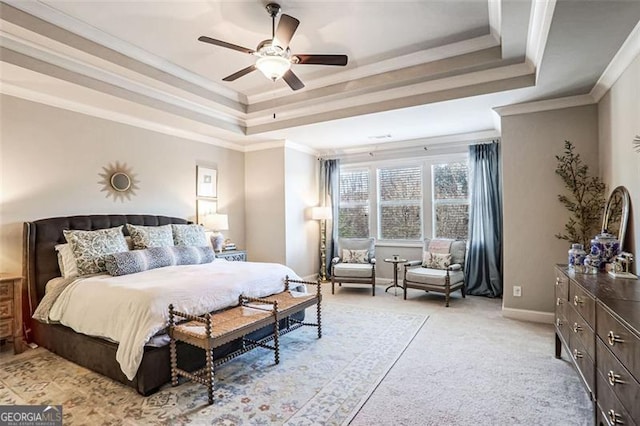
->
598, 53, 640, 270
245, 148, 286, 264
501, 105, 599, 313
0, 94, 245, 273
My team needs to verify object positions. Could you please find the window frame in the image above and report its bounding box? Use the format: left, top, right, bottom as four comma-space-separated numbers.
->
339, 153, 469, 246
337, 167, 372, 239
428, 156, 471, 239
376, 163, 423, 241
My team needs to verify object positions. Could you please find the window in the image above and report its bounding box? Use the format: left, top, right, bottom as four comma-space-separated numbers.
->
338, 155, 469, 242
338, 169, 370, 238
432, 161, 469, 239
378, 166, 422, 240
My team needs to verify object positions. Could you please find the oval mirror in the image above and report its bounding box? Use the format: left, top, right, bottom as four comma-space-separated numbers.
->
110, 172, 132, 192
602, 186, 630, 249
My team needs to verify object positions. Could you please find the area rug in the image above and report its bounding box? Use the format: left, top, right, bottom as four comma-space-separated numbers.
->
0, 302, 427, 425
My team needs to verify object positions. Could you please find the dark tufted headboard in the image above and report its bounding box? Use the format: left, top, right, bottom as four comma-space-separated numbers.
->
23, 215, 188, 311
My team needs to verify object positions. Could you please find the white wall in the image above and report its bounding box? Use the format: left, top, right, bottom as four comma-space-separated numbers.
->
0, 95, 245, 273
598, 52, 640, 270
501, 105, 599, 314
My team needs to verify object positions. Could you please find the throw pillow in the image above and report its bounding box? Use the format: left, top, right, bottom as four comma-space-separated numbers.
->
429, 253, 452, 270
422, 251, 432, 268
171, 224, 209, 247
105, 246, 215, 276
55, 243, 79, 278
342, 249, 369, 263
63, 226, 129, 276
126, 224, 174, 249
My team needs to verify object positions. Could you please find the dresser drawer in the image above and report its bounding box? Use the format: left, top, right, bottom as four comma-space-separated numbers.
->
571, 334, 596, 396
596, 373, 637, 426
566, 303, 595, 360
597, 338, 640, 421
0, 281, 11, 300
570, 280, 596, 326
555, 304, 570, 346
0, 318, 12, 339
597, 302, 640, 383
555, 271, 569, 301
0, 299, 12, 319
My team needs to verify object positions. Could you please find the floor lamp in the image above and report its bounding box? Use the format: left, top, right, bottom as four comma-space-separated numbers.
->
311, 206, 332, 282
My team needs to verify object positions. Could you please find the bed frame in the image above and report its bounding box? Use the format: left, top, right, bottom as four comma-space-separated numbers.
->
23, 214, 302, 396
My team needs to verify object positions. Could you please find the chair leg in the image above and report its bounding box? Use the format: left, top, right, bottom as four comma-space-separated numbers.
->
461, 283, 466, 298
445, 291, 450, 307
331, 280, 335, 294
372, 282, 375, 296
403, 285, 407, 300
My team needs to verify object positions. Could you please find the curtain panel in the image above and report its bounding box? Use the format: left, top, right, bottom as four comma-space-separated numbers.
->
465, 142, 503, 297
320, 159, 340, 278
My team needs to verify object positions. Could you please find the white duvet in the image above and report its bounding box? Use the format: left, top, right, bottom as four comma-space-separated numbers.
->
46, 260, 301, 380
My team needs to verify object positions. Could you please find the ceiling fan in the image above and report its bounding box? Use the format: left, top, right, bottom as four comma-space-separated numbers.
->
198, 3, 348, 91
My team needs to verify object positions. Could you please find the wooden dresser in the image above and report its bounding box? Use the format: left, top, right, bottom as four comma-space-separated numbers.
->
0, 273, 24, 354
555, 266, 640, 425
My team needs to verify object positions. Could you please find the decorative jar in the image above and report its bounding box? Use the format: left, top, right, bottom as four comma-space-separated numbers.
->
583, 254, 600, 274
590, 232, 620, 270
568, 243, 586, 273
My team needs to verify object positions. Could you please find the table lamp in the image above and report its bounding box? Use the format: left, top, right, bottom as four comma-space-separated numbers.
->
204, 213, 229, 252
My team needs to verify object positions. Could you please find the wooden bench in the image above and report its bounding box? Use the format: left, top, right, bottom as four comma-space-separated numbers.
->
168, 276, 322, 404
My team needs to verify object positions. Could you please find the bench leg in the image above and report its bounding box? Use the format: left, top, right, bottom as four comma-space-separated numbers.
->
317, 300, 322, 339
206, 348, 214, 405
169, 337, 178, 386
273, 321, 280, 365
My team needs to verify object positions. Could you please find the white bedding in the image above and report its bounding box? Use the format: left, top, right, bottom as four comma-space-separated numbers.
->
44, 260, 301, 380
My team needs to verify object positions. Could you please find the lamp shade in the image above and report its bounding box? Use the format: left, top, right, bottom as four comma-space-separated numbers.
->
203, 213, 229, 231
256, 56, 291, 81
311, 206, 332, 220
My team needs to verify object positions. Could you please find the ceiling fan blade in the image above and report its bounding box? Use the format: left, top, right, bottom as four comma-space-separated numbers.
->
274, 14, 300, 48
198, 36, 254, 54
223, 65, 257, 82
294, 54, 348, 66
283, 69, 305, 91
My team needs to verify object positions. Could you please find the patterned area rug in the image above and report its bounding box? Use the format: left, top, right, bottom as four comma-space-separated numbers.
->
0, 303, 427, 425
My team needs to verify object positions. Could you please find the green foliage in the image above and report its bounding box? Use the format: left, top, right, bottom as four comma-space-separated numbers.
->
555, 140, 606, 248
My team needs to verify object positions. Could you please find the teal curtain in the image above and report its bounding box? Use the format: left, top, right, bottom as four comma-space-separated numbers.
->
320, 159, 340, 277
465, 142, 502, 297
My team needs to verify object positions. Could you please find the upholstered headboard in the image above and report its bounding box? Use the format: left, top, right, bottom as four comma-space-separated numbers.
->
23, 215, 188, 310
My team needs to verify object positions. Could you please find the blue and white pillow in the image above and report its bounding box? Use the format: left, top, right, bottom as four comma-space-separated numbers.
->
105, 246, 215, 276
172, 224, 209, 247
126, 224, 174, 249
63, 226, 128, 276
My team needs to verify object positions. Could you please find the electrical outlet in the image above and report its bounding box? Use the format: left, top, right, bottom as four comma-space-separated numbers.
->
513, 286, 522, 297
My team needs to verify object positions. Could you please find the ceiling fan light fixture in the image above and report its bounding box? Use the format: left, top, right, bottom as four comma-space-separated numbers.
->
256, 56, 291, 81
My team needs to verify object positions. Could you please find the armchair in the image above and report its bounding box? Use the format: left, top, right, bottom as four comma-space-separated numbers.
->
331, 237, 376, 296
403, 238, 466, 307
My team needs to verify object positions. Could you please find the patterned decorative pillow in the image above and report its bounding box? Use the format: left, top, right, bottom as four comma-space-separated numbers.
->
172, 224, 209, 247
422, 251, 432, 268
429, 253, 452, 270
63, 226, 129, 276
55, 243, 79, 278
342, 249, 369, 264
126, 224, 174, 250
105, 246, 215, 276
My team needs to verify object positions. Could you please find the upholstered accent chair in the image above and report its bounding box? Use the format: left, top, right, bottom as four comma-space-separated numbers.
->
403, 238, 467, 307
331, 237, 376, 296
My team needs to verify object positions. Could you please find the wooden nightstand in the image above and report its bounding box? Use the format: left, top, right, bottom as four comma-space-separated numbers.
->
0, 273, 24, 354
216, 250, 247, 262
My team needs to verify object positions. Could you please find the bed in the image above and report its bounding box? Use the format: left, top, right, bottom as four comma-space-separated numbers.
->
23, 214, 305, 395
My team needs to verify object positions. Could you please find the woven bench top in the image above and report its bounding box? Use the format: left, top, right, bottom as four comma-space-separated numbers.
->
173, 291, 318, 343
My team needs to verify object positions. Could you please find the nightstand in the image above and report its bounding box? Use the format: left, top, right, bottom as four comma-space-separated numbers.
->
216, 250, 247, 262
0, 273, 24, 354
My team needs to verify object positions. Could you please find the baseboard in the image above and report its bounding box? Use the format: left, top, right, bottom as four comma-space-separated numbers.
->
502, 307, 554, 324
302, 274, 319, 282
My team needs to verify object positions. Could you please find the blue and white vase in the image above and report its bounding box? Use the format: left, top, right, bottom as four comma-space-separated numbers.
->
590, 232, 620, 270
568, 243, 587, 273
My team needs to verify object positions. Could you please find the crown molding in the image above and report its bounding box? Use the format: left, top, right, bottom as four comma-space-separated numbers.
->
590, 18, 640, 102
493, 94, 595, 117
0, 81, 246, 151
526, 0, 556, 82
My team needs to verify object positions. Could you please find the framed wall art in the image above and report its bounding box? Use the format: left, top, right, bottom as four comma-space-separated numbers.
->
196, 199, 218, 225
196, 166, 217, 198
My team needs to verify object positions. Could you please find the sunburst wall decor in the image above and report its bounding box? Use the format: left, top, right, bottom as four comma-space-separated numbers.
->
634, 135, 639, 154
98, 161, 140, 202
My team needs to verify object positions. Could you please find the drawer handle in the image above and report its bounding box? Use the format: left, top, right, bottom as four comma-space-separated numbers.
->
607, 370, 625, 386
573, 349, 583, 359
556, 297, 563, 306
608, 409, 624, 425
573, 295, 583, 306
572, 323, 581, 333
556, 318, 562, 327
607, 331, 624, 346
